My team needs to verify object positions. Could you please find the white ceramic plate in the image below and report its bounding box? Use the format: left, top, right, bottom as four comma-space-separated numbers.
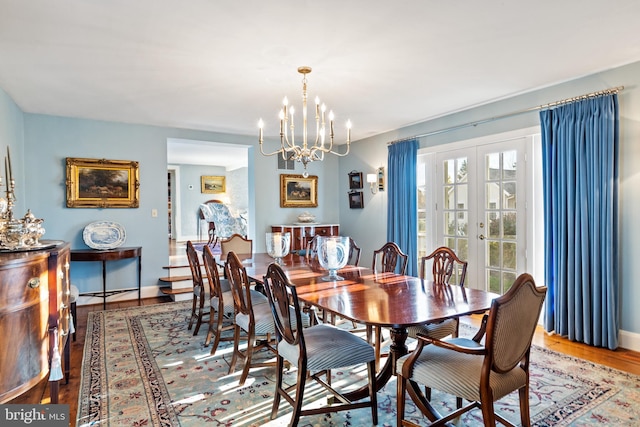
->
83, 221, 126, 250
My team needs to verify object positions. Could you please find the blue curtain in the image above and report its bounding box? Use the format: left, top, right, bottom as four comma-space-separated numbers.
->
387, 139, 419, 276
540, 94, 619, 349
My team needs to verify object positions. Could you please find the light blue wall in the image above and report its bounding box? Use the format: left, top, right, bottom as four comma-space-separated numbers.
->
339, 60, 640, 336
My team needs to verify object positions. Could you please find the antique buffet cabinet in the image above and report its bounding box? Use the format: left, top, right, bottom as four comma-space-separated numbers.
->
0, 241, 71, 403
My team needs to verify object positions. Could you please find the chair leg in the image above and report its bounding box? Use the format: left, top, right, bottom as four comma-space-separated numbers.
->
518, 385, 531, 427
368, 360, 378, 425
228, 324, 241, 375
479, 389, 497, 427
193, 294, 205, 335
270, 355, 284, 420
397, 372, 406, 426
289, 362, 307, 427
188, 295, 197, 330
238, 330, 256, 386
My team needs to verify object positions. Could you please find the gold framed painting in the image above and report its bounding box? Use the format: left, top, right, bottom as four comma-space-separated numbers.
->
201, 175, 226, 193
66, 157, 139, 208
280, 174, 318, 208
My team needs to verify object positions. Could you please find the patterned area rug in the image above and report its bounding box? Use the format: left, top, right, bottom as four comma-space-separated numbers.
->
77, 301, 640, 426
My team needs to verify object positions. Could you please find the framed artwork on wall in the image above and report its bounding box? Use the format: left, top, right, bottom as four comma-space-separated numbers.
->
348, 191, 364, 209
65, 157, 139, 208
201, 175, 226, 193
348, 171, 363, 189
280, 174, 318, 208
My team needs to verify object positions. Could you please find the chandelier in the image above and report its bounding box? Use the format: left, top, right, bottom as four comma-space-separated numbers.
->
258, 66, 351, 177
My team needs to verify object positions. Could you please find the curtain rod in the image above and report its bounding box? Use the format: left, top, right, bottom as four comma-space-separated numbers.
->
388, 85, 624, 145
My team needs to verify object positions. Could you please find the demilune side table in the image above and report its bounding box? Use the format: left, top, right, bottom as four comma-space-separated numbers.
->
70, 246, 142, 309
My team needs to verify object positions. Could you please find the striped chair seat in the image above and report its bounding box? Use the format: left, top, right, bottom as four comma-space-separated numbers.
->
278, 323, 374, 371
236, 301, 310, 336
407, 318, 458, 341
211, 290, 235, 317
397, 337, 526, 402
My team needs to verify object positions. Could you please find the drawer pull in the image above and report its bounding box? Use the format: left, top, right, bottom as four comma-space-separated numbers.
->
61, 303, 68, 310
28, 278, 40, 289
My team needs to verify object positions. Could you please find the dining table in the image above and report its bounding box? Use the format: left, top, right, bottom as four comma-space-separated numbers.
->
217, 252, 499, 401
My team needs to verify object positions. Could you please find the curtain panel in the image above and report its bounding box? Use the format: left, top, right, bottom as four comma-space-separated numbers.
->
387, 139, 418, 277
540, 94, 619, 349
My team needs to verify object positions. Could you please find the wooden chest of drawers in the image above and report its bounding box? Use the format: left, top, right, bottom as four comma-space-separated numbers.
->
271, 224, 339, 252
0, 241, 70, 403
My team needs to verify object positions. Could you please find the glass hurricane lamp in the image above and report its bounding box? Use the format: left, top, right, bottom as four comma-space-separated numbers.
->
265, 232, 290, 265
317, 236, 350, 281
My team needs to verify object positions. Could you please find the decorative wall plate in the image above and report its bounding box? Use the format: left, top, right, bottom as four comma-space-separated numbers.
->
83, 221, 126, 250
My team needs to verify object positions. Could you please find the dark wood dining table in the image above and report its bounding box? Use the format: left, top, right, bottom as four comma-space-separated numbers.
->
218, 252, 499, 400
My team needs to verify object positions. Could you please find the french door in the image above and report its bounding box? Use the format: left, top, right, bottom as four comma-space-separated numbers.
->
432, 137, 527, 293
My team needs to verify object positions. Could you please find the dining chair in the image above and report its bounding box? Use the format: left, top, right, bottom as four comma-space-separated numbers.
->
220, 233, 252, 256
410, 246, 469, 340
369, 241, 408, 370
201, 245, 235, 354
396, 273, 547, 427
186, 240, 208, 336
226, 251, 274, 386
304, 235, 320, 262
263, 262, 378, 427
347, 236, 361, 266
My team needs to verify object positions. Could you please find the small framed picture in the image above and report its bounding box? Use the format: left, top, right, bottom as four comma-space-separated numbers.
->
348, 191, 364, 209
201, 175, 226, 193
348, 171, 363, 189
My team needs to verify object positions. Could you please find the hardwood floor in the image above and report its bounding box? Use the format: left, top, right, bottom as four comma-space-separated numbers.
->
8, 266, 640, 426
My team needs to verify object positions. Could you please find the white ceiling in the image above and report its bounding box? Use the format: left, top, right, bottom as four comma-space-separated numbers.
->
2, 0, 640, 167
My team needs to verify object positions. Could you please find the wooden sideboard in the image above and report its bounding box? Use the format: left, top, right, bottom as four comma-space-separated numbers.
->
0, 241, 70, 403
271, 224, 339, 252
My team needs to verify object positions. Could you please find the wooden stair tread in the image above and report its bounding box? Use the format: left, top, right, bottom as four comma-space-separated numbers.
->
160, 286, 193, 295
159, 275, 192, 283
163, 264, 189, 270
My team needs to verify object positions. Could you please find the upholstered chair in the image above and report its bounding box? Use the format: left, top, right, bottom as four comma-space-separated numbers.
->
220, 233, 252, 257
263, 262, 378, 427
201, 245, 235, 354
396, 273, 547, 427
186, 240, 208, 335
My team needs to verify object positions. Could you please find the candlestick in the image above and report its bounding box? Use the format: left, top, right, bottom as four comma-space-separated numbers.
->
6, 146, 12, 183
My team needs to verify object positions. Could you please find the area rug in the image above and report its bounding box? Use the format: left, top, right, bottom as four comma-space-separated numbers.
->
77, 302, 640, 426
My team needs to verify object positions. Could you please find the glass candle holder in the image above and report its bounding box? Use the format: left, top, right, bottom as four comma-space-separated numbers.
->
265, 232, 290, 264
317, 236, 350, 281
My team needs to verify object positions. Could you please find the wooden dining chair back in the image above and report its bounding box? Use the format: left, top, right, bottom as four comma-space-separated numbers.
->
305, 235, 320, 262
410, 246, 469, 342
371, 241, 408, 274
201, 245, 235, 354
225, 251, 275, 386
420, 246, 468, 286
347, 237, 361, 266
220, 233, 252, 257
397, 273, 547, 427
263, 262, 378, 427
186, 240, 207, 336
369, 241, 408, 370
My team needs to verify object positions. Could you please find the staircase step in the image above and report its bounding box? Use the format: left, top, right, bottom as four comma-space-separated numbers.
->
163, 264, 189, 270
159, 275, 192, 283
160, 286, 192, 295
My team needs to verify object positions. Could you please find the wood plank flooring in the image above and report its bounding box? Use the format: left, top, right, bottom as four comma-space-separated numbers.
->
9, 296, 640, 427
